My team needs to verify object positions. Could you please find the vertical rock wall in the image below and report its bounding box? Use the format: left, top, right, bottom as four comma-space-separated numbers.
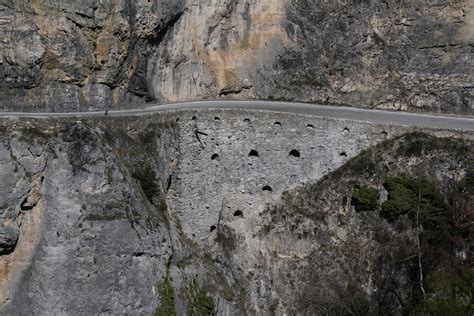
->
148, 0, 290, 101
0, 111, 471, 314
1, 0, 472, 113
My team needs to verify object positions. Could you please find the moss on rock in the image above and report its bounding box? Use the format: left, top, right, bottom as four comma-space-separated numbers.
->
155, 277, 176, 316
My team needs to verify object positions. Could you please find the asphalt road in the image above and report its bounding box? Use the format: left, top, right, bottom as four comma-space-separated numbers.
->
0, 100, 473, 131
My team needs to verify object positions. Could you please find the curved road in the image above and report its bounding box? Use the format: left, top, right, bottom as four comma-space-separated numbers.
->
0, 100, 473, 131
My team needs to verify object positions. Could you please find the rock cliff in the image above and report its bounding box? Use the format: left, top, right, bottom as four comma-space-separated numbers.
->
1, 0, 473, 113
0, 111, 472, 314
0, 0, 473, 314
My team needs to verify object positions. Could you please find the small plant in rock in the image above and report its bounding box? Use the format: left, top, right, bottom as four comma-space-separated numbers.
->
155, 277, 176, 316
351, 186, 379, 212
187, 281, 216, 316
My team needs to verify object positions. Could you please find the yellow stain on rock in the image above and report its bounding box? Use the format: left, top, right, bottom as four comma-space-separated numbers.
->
202, 0, 291, 90
0, 186, 44, 305
457, 0, 474, 42
157, 0, 293, 101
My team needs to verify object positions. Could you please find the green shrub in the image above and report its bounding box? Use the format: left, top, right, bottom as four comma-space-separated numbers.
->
155, 277, 176, 316
132, 161, 159, 201
187, 281, 216, 316
352, 186, 379, 212
413, 267, 473, 315
381, 175, 447, 244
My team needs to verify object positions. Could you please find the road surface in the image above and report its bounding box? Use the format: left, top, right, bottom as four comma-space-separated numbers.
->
0, 100, 472, 131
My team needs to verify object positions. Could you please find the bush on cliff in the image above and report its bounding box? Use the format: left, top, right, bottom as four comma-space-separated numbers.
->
352, 186, 379, 212
381, 175, 447, 244
187, 283, 216, 316
413, 267, 474, 315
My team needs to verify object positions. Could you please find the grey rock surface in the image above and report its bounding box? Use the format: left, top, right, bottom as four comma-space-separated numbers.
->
0, 117, 179, 315
257, 0, 474, 114
0, 0, 185, 111
0, 224, 18, 255
0, 110, 471, 315
1, 0, 472, 113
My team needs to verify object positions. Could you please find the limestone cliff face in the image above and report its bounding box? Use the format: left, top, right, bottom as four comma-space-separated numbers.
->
1, 0, 473, 113
148, 0, 290, 101
0, 111, 472, 315
258, 0, 474, 114
0, 0, 185, 111
0, 117, 179, 314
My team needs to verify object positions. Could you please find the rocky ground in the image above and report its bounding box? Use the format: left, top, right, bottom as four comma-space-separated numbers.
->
0, 0, 473, 113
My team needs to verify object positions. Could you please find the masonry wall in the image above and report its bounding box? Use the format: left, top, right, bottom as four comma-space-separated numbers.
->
169, 110, 409, 242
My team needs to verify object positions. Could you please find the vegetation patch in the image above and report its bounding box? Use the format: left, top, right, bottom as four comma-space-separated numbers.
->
351, 186, 379, 212
414, 267, 473, 315
19, 126, 49, 141
176, 256, 194, 270
381, 175, 448, 244
396, 132, 472, 158
132, 161, 159, 201
138, 128, 157, 147
259, 133, 472, 314
187, 280, 216, 316
155, 276, 176, 316
138, 122, 178, 147
84, 212, 125, 222
216, 225, 237, 255
62, 123, 95, 143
